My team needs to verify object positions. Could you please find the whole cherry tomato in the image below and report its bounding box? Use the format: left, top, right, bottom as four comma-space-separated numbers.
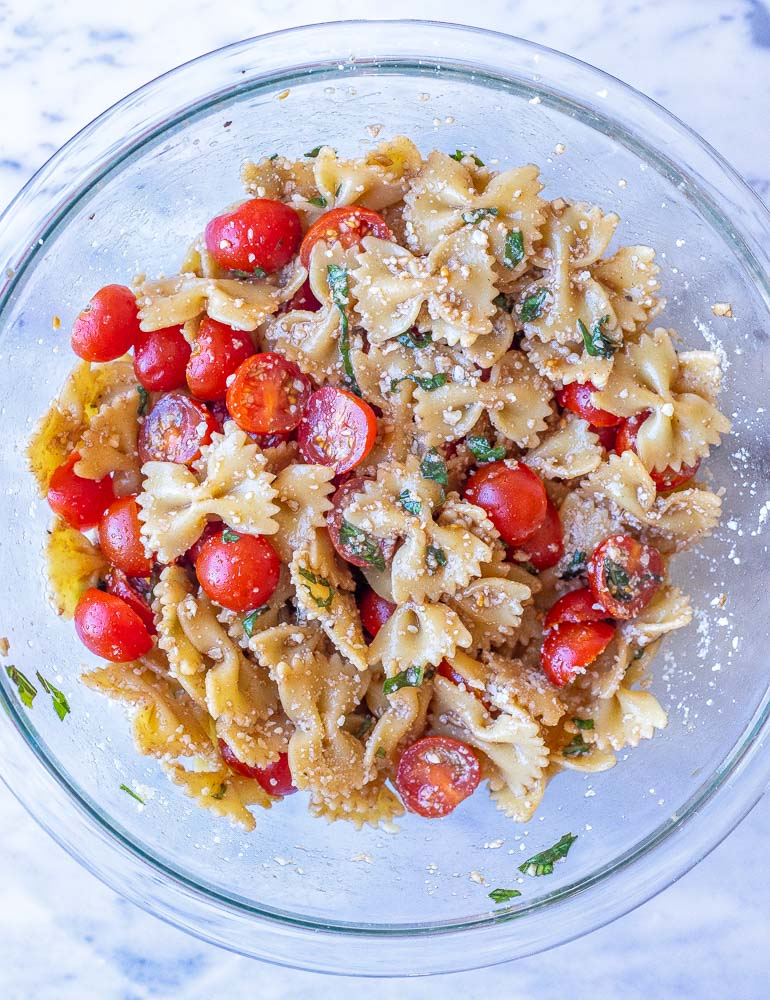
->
518, 499, 564, 571
133, 326, 191, 391
74, 588, 154, 662
98, 495, 152, 577
186, 318, 255, 402
357, 587, 396, 638
205, 199, 302, 274
47, 452, 114, 530
70, 284, 142, 362
299, 206, 392, 268
218, 740, 297, 796
195, 529, 281, 613
556, 381, 622, 428
463, 461, 547, 547
105, 569, 156, 635
541, 621, 615, 687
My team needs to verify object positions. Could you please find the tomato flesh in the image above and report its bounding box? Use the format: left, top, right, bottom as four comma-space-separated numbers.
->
226, 352, 311, 434
518, 499, 564, 570
98, 495, 153, 577
47, 452, 114, 530
204, 198, 302, 274
587, 534, 664, 620
282, 278, 322, 313
615, 412, 701, 491
74, 588, 154, 661
357, 587, 396, 638
138, 391, 218, 465
218, 741, 297, 795
545, 588, 608, 629
195, 529, 281, 612
105, 570, 156, 635
70, 284, 142, 362
556, 381, 621, 428
327, 477, 396, 570
541, 621, 615, 687
186, 317, 255, 402
463, 461, 547, 546
396, 736, 481, 818
593, 423, 619, 452
299, 207, 393, 268
298, 386, 377, 474
133, 326, 191, 391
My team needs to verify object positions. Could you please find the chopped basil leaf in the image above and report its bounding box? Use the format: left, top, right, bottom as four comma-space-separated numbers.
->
242, 606, 269, 637
137, 385, 150, 417
335, 183, 342, 198
230, 266, 267, 279
519, 833, 577, 876
327, 264, 361, 396
572, 717, 594, 731
519, 288, 548, 322
462, 206, 499, 224
493, 293, 511, 312
579, 315, 618, 359
221, 528, 240, 543
212, 782, 228, 800
562, 733, 591, 757
390, 373, 448, 393
488, 888, 522, 903
467, 436, 506, 463
375, 746, 386, 758
562, 550, 587, 580
36, 672, 70, 721
604, 557, 632, 602
305, 145, 323, 157
308, 196, 327, 207
519, 560, 538, 576
503, 229, 524, 269
120, 784, 144, 804
633, 646, 646, 661
356, 715, 374, 740
420, 448, 448, 488
398, 489, 422, 516
397, 328, 433, 349
5, 665, 36, 709
451, 149, 485, 167
268, 153, 279, 161
426, 545, 448, 572
339, 519, 386, 570
298, 567, 334, 608
383, 664, 428, 695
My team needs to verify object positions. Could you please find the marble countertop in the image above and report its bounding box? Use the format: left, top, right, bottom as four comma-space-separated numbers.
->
1, 1, 769, 997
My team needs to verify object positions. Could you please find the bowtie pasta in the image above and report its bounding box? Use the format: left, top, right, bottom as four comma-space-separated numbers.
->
27, 137, 730, 833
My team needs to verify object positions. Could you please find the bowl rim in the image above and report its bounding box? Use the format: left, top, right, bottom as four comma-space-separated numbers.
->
1, 18, 769, 976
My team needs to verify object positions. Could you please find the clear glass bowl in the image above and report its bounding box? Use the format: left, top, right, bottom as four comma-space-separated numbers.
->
1, 20, 769, 977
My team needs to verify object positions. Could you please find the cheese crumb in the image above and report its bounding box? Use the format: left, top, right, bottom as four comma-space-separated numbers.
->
712, 302, 733, 318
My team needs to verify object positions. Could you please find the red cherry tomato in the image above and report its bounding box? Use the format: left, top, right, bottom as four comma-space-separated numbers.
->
133, 326, 191, 392
463, 461, 547, 546
218, 740, 297, 796
556, 381, 621, 428
98, 495, 153, 577
226, 352, 311, 434
593, 423, 619, 452
282, 278, 322, 313
541, 621, 616, 687
70, 284, 142, 362
358, 587, 396, 638
326, 477, 396, 570
298, 386, 378, 474
545, 588, 608, 629
396, 736, 481, 818
615, 412, 700, 492
74, 588, 154, 662
518, 499, 564, 571
299, 207, 393, 268
587, 534, 665, 620
105, 569, 156, 635
186, 318, 255, 402
195, 529, 281, 613
138, 391, 218, 465
204, 198, 302, 274
47, 452, 114, 530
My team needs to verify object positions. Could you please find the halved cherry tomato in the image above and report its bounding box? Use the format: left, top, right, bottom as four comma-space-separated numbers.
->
298, 386, 377, 474
248, 430, 293, 449
556, 381, 621, 428
615, 412, 700, 492
105, 569, 156, 635
593, 423, 619, 452
327, 477, 396, 570
98, 495, 152, 577
226, 352, 311, 434
396, 735, 481, 818
205, 399, 230, 432
358, 587, 396, 638
218, 740, 297, 796
299, 207, 393, 268
74, 588, 154, 661
186, 318, 255, 402
282, 278, 322, 313
195, 529, 281, 613
47, 452, 115, 530
541, 621, 615, 687
518, 499, 564, 571
204, 198, 302, 274
133, 326, 191, 391
463, 461, 547, 546
70, 284, 142, 362
544, 588, 608, 629
588, 534, 664, 620
138, 391, 218, 465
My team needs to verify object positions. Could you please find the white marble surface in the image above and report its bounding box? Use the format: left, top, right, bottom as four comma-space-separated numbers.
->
1, 1, 769, 996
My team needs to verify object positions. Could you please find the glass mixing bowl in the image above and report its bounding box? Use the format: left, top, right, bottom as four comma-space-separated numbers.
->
1, 20, 769, 977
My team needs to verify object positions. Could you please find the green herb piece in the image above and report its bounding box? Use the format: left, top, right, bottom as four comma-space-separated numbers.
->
426, 545, 448, 572
519, 833, 577, 877
221, 528, 241, 544
375, 746, 386, 758
335, 183, 342, 198
390, 373, 448, 393
339, 520, 386, 570
36, 672, 70, 721
604, 557, 632, 602
633, 646, 646, 661
450, 149, 485, 167
519, 561, 538, 576
96, 579, 108, 592
120, 784, 144, 804
561, 551, 587, 580
230, 266, 267, 279
420, 448, 448, 488
493, 293, 511, 312
327, 264, 361, 396
398, 489, 422, 516
268, 153, 279, 161
212, 782, 228, 800
5, 666, 36, 709
137, 385, 150, 417
579, 315, 618, 359
298, 568, 334, 608
488, 888, 522, 904
467, 436, 506, 463
242, 606, 269, 637
572, 717, 594, 731
461, 206, 499, 225
562, 733, 591, 757
519, 288, 548, 322
383, 665, 428, 696
308, 196, 327, 207
305, 145, 323, 157
503, 229, 524, 269
397, 328, 433, 349
356, 716, 374, 740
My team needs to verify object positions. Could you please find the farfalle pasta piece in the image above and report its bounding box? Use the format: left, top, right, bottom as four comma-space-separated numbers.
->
314, 136, 422, 210
526, 415, 603, 480
74, 385, 141, 487
588, 661, 668, 753
482, 649, 567, 727
620, 586, 693, 648
523, 335, 614, 390
368, 601, 472, 673
138, 422, 279, 563
351, 229, 497, 348
44, 517, 108, 618
162, 761, 272, 831
557, 489, 622, 574
242, 155, 317, 203
592, 328, 731, 471
217, 565, 293, 649
591, 245, 662, 332
309, 778, 405, 829
444, 575, 531, 650
269, 463, 335, 564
